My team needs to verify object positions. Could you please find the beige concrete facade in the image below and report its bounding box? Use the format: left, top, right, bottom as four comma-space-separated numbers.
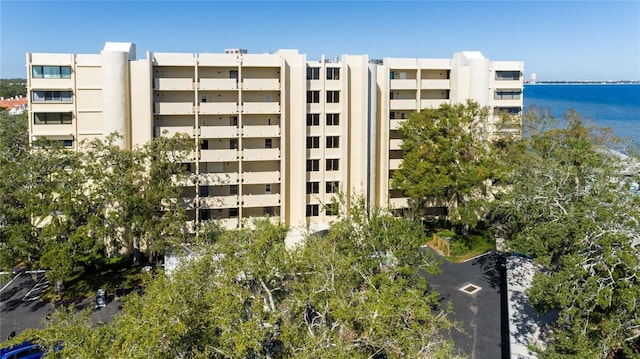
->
27, 42, 523, 232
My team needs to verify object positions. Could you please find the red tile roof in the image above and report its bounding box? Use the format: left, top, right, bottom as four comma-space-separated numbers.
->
0, 97, 28, 110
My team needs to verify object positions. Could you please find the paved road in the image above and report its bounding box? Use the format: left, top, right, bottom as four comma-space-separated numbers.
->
420, 250, 508, 359
0, 272, 121, 344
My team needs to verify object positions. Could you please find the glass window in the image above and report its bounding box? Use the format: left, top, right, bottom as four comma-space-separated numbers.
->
306, 136, 320, 149
229, 208, 239, 217
325, 203, 339, 216
230, 139, 238, 149
327, 91, 339, 103
34, 113, 73, 125
306, 159, 319, 172
230, 185, 238, 195
265, 139, 272, 148
326, 159, 339, 171
495, 71, 521, 81
306, 182, 319, 194
306, 204, 319, 217
326, 181, 339, 193
307, 114, 319, 126
306, 91, 320, 103
327, 67, 340, 80
326, 136, 339, 148
60, 66, 71, 78
32, 90, 73, 103
307, 67, 320, 80
326, 114, 339, 126
32, 66, 44, 78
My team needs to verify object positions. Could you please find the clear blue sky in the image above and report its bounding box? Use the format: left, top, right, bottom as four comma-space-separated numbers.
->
1, 1, 639, 81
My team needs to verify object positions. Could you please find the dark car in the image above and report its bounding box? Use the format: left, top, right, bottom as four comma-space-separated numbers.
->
95, 289, 107, 309
1, 341, 43, 359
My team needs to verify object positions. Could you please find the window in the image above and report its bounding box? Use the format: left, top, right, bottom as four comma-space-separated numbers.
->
231, 116, 238, 126
307, 91, 320, 103
264, 207, 274, 216
265, 184, 271, 193
326, 67, 340, 80
307, 67, 320, 80
307, 136, 320, 149
306, 159, 319, 172
495, 71, 521, 81
326, 113, 339, 126
230, 139, 238, 149
307, 113, 320, 126
326, 181, 339, 193
199, 186, 209, 197
201, 95, 208, 103
32, 66, 72, 79
326, 158, 339, 171
493, 107, 522, 116
230, 70, 238, 79
326, 136, 339, 148
32, 90, 73, 103
230, 185, 238, 195
495, 90, 522, 100
200, 209, 211, 221
326, 91, 340, 103
34, 113, 72, 125
229, 208, 239, 217
306, 182, 319, 194
306, 204, 319, 217
325, 203, 339, 216
201, 140, 209, 150
265, 139, 272, 148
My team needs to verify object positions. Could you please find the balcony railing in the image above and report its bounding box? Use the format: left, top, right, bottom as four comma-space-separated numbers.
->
242, 148, 280, 161
390, 79, 417, 90
200, 195, 239, 209
389, 158, 403, 170
420, 79, 450, 90
420, 99, 448, 109
200, 149, 238, 162
200, 126, 238, 138
200, 172, 239, 186
199, 102, 238, 115
155, 126, 194, 137
199, 78, 238, 91
154, 78, 194, 90
389, 139, 403, 150
154, 102, 194, 115
242, 102, 280, 114
389, 99, 417, 110
389, 197, 409, 209
242, 78, 280, 91
242, 125, 280, 138
242, 171, 280, 184
242, 193, 280, 207
389, 119, 405, 130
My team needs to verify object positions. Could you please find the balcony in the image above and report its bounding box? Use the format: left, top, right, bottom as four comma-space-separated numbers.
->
31, 124, 74, 137
200, 126, 238, 138
242, 78, 280, 91
420, 79, 450, 90
242, 193, 280, 207
389, 139, 403, 150
199, 78, 238, 91
154, 78, 194, 90
493, 99, 522, 107
389, 158, 403, 170
217, 217, 240, 229
154, 102, 194, 115
493, 79, 522, 89
171, 174, 196, 187
243, 148, 280, 161
201, 195, 239, 209
389, 99, 417, 110
242, 102, 280, 114
389, 197, 409, 209
390, 79, 417, 90
420, 99, 448, 109
200, 172, 238, 186
389, 119, 405, 130
199, 102, 238, 115
178, 197, 197, 210
155, 126, 194, 137
242, 125, 280, 138
200, 149, 238, 162
242, 171, 280, 184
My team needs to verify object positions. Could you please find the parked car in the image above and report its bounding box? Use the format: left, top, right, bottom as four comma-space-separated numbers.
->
1, 341, 43, 359
95, 289, 107, 309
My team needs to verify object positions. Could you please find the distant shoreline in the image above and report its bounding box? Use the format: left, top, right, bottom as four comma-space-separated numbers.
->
526, 81, 639, 85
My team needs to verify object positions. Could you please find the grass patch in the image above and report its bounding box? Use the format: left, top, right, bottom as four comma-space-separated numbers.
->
42, 256, 145, 302
446, 231, 495, 263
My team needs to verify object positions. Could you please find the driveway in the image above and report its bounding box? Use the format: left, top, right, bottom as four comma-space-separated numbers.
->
420, 250, 508, 359
0, 272, 121, 343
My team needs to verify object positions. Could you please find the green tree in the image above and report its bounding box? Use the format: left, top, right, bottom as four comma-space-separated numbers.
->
0, 78, 27, 98
392, 100, 501, 236
488, 108, 640, 358
29, 199, 462, 358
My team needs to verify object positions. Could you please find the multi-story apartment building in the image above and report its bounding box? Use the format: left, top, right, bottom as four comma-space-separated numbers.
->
26, 42, 523, 233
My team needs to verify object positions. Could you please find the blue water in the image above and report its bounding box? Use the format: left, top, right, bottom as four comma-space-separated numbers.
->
523, 84, 640, 145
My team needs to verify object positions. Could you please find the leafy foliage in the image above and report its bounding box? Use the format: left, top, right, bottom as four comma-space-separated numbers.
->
28, 200, 462, 358
488, 107, 640, 358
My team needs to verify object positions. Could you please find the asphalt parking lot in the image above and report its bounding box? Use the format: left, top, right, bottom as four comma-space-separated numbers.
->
0, 272, 120, 343
420, 250, 508, 359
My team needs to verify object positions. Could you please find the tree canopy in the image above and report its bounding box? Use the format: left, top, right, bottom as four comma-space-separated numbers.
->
25, 199, 462, 358
488, 107, 640, 358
